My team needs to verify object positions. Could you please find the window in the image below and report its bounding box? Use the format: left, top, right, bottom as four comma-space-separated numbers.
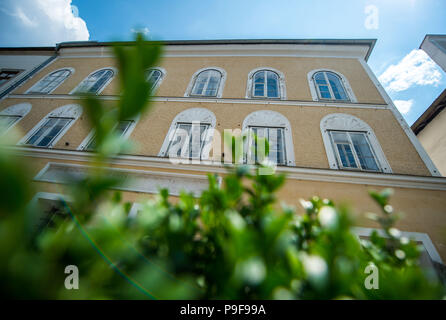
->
83, 120, 134, 151
159, 108, 216, 160
191, 70, 222, 97
19, 104, 82, 148
27, 68, 72, 94
246, 68, 286, 99
145, 68, 165, 91
247, 126, 286, 165
329, 131, 379, 171
0, 115, 21, 133
320, 113, 392, 173
0, 69, 20, 86
242, 110, 295, 166
252, 70, 279, 98
25, 117, 73, 147
313, 71, 349, 101
185, 67, 226, 98
166, 122, 210, 159
72, 68, 115, 94
0, 103, 32, 134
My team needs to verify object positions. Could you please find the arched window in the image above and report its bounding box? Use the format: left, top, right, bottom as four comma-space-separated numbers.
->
185, 67, 226, 98
308, 69, 356, 102
78, 115, 140, 151
158, 108, 216, 160
0, 103, 31, 134
72, 68, 115, 94
146, 67, 165, 91
19, 104, 82, 148
246, 68, 286, 99
27, 68, 73, 94
242, 110, 295, 166
320, 113, 391, 173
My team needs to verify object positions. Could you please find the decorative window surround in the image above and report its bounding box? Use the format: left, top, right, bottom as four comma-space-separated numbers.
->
352, 227, 443, 264
77, 115, 140, 151
184, 67, 227, 98
0, 103, 32, 134
70, 67, 117, 95
246, 67, 286, 100
158, 108, 216, 160
308, 69, 357, 103
320, 113, 392, 173
146, 67, 166, 91
26, 68, 74, 94
35, 162, 210, 197
18, 104, 82, 148
242, 110, 295, 166
357, 58, 441, 177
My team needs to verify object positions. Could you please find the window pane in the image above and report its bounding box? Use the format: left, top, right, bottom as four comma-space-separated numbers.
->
26, 118, 57, 145
146, 69, 162, 90
336, 144, 350, 167
266, 71, 279, 98
248, 127, 286, 165
86, 120, 133, 151
327, 73, 348, 100
254, 83, 264, 97
191, 70, 221, 96
205, 75, 219, 96
36, 118, 70, 147
318, 85, 331, 99
314, 72, 327, 84
75, 69, 113, 94
166, 123, 209, 159
350, 133, 379, 171
0, 115, 21, 133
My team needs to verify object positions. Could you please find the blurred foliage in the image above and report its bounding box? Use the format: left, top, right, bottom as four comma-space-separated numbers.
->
0, 33, 444, 299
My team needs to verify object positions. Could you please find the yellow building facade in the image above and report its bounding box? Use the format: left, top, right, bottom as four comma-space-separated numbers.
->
1, 39, 446, 263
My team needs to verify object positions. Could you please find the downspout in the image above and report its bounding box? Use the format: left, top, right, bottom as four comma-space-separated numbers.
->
0, 47, 59, 100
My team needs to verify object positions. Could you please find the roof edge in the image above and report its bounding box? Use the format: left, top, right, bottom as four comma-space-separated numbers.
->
411, 88, 446, 134
55, 38, 377, 61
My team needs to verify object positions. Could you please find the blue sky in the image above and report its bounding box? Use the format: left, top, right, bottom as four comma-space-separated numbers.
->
1, 0, 445, 125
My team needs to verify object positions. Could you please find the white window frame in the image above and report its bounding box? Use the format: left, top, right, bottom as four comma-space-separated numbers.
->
246, 67, 286, 100
329, 131, 381, 172
18, 104, 82, 148
77, 116, 140, 151
26, 67, 74, 95
242, 110, 295, 166
146, 67, 166, 92
246, 126, 287, 165
308, 69, 357, 103
70, 67, 117, 95
0, 103, 31, 134
352, 227, 443, 265
166, 122, 211, 160
158, 108, 216, 160
320, 113, 392, 173
184, 67, 227, 98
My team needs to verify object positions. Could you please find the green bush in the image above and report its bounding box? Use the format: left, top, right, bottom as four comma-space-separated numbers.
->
0, 34, 443, 299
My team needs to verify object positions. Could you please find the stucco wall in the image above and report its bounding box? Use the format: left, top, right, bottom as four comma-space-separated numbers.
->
12, 56, 385, 104
417, 107, 446, 176
25, 157, 446, 261
0, 97, 430, 175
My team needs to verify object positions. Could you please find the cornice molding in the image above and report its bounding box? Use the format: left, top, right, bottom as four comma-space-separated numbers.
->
6, 94, 389, 110
6, 146, 446, 191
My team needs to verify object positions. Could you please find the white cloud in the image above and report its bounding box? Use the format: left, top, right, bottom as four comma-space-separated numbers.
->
131, 27, 150, 35
0, 0, 89, 46
378, 49, 442, 92
394, 99, 414, 114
